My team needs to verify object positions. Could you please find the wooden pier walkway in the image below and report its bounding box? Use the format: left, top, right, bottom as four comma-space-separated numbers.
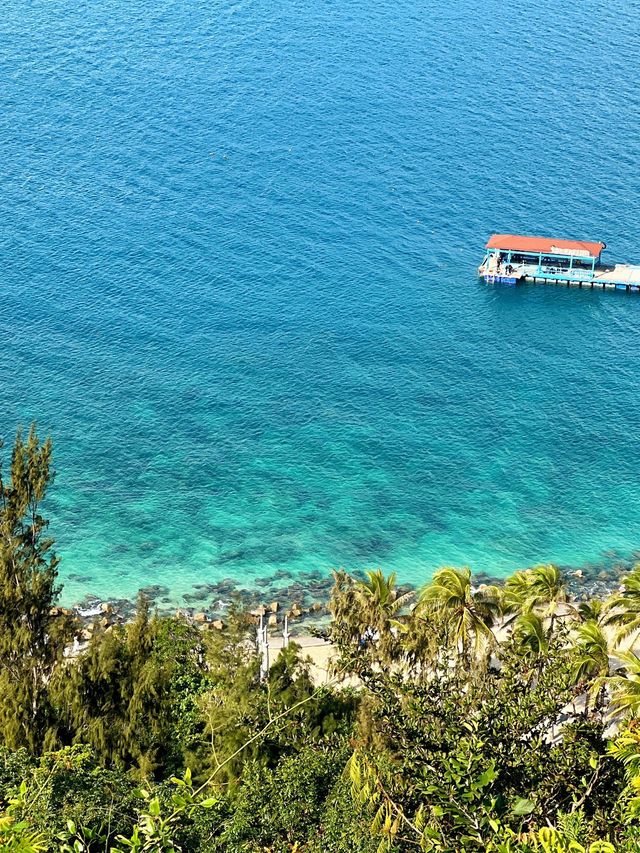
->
516, 262, 640, 292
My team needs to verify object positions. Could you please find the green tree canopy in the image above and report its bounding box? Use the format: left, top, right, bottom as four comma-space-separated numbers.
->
0, 425, 73, 752
605, 565, 640, 646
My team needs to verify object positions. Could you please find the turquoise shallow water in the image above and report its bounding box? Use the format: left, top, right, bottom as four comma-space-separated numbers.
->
1, 0, 640, 605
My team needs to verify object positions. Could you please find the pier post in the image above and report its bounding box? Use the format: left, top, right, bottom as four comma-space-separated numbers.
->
259, 622, 269, 681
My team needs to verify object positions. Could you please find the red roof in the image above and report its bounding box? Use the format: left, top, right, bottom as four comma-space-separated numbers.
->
486, 234, 606, 258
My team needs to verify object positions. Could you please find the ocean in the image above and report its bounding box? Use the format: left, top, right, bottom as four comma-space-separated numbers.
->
1, 0, 640, 606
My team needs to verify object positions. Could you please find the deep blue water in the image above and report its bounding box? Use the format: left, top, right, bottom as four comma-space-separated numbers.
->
1, 0, 640, 605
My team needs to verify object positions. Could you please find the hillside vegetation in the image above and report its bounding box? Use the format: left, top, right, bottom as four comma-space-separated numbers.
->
1, 427, 640, 852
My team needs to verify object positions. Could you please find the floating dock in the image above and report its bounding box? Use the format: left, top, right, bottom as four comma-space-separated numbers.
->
478, 234, 640, 293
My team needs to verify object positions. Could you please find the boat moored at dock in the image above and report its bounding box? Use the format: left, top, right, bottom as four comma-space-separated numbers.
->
478, 234, 640, 292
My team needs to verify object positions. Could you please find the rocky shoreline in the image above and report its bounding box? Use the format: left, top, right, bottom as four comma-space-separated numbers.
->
69, 567, 339, 634
64, 551, 640, 634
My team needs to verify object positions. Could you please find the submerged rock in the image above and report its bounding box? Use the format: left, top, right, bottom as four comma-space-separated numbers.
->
273, 569, 293, 580
68, 573, 94, 584
139, 584, 170, 601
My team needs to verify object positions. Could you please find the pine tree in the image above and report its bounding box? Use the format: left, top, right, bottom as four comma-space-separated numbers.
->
0, 424, 72, 751
54, 594, 178, 777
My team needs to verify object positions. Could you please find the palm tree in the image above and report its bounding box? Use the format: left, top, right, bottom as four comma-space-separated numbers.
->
503, 565, 574, 631
577, 598, 605, 625
512, 612, 549, 661
329, 569, 413, 666
417, 567, 501, 663
357, 569, 413, 622
603, 651, 640, 718
503, 570, 534, 618
525, 564, 572, 616
604, 564, 640, 646
355, 569, 414, 666
572, 620, 610, 715
572, 620, 610, 682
